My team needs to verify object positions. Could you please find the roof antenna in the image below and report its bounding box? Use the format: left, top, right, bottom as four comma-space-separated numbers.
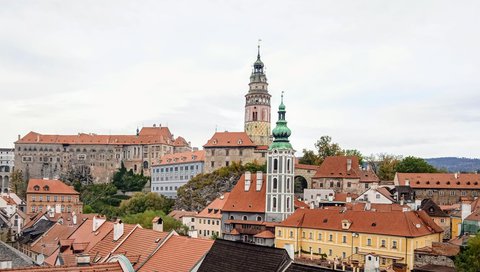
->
257, 39, 262, 60
215, 124, 218, 132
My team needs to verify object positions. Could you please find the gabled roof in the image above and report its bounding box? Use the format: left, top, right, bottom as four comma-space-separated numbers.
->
153, 150, 205, 166
30, 223, 79, 257
27, 179, 79, 195
294, 164, 320, 171
465, 210, 480, 221
88, 223, 138, 262
203, 132, 256, 148
168, 210, 198, 221
278, 208, 443, 237
222, 173, 266, 213
16, 126, 186, 146
63, 219, 113, 254
196, 193, 230, 219
395, 173, 480, 189
197, 239, 292, 272
0, 240, 34, 269
313, 156, 380, 183
111, 227, 169, 269
420, 199, 449, 218
138, 235, 214, 272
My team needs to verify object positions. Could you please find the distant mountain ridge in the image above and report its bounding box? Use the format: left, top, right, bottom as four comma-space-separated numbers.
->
425, 157, 480, 173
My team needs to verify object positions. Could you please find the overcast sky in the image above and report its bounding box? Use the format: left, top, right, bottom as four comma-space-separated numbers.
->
1, 1, 479, 158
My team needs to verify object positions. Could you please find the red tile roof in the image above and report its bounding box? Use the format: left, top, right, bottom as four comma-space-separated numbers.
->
64, 219, 113, 254
153, 150, 205, 166
295, 164, 320, 171
168, 210, 198, 221
254, 230, 275, 239
27, 179, 79, 195
88, 223, 138, 262
2, 262, 124, 272
278, 208, 443, 237
138, 235, 214, 272
465, 210, 480, 221
294, 199, 310, 209
313, 156, 379, 183
203, 132, 256, 148
395, 173, 480, 189
16, 126, 188, 146
30, 223, 79, 256
222, 173, 266, 213
111, 227, 169, 269
196, 193, 230, 219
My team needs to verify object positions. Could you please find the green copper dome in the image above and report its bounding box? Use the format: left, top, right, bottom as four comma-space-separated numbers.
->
269, 93, 292, 150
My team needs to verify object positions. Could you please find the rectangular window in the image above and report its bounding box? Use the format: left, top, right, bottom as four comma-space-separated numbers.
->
309, 232, 313, 240
302, 232, 305, 238
328, 249, 332, 256
342, 236, 346, 243
289, 231, 293, 238
381, 240, 386, 247
211, 161, 215, 167
392, 241, 398, 249
450, 191, 455, 196
318, 233, 322, 240
278, 230, 282, 237
367, 238, 372, 246
329, 234, 333, 241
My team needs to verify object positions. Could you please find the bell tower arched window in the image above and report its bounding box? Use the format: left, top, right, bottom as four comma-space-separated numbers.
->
273, 178, 278, 191
273, 197, 277, 209
273, 159, 278, 171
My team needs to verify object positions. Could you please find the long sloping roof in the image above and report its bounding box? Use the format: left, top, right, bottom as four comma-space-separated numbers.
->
395, 173, 480, 189
203, 132, 256, 148
222, 173, 266, 213
27, 179, 79, 195
278, 208, 443, 237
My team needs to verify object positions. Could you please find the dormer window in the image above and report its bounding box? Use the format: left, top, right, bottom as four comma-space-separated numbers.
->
212, 139, 218, 145
43, 185, 49, 191
341, 219, 351, 230
34, 185, 40, 191
237, 139, 243, 145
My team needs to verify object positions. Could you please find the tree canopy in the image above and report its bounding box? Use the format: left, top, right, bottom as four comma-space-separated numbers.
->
175, 161, 265, 211
455, 233, 480, 272
113, 162, 149, 192
121, 210, 188, 234
119, 192, 173, 215
299, 136, 364, 165
395, 156, 439, 173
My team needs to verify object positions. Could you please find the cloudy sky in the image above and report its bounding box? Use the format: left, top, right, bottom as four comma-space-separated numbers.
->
1, 1, 479, 158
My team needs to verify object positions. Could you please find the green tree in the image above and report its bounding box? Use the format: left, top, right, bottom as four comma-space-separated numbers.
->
344, 149, 364, 165
121, 210, 188, 234
113, 163, 149, 192
315, 136, 344, 163
10, 169, 26, 199
377, 154, 402, 181
455, 233, 480, 272
395, 156, 438, 173
119, 192, 173, 215
83, 205, 95, 214
298, 149, 320, 165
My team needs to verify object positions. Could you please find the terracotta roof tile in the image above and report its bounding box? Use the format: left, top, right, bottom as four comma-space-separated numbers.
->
88, 223, 138, 262
222, 173, 266, 213
203, 132, 256, 148
254, 230, 275, 238
153, 150, 205, 166
294, 164, 320, 171
111, 227, 169, 269
294, 199, 310, 209
313, 156, 379, 183
196, 193, 230, 219
16, 126, 186, 146
168, 210, 198, 221
27, 179, 80, 195
415, 242, 460, 256
64, 219, 113, 254
1, 262, 124, 272
30, 223, 78, 257
138, 235, 213, 272
278, 208, 443, 237
396, 173, 480, 189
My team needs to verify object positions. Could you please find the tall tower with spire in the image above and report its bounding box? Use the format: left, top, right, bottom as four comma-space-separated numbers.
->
244, 44, 272, 146
265, 93, 295, 222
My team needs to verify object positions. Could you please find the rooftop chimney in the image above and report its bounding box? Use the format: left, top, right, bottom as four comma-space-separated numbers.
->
72, 212, 77, 225
347, 159, 352, 172
365, 202, 371, 211
256, 171, 263, 191
92, 216, 106, 232
346, 194, 352, 203
244, 171, 251, 191
113, 220, 124, 241
152, 217, 164, 232
284, 244, 294, 260
455, 172, 459, 179
405, 179, 410, 186
461, 201, 472, 221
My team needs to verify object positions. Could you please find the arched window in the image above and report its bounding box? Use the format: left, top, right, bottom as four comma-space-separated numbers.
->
134, 164, 137, 172
243, 216, 247, 221
273, 178, 278, 191
230, 216, 234, 220
257, 216, 262, 221
286, 197, 291, 211
286, 178, 290, 192
273, 197, 277, 209
273, 159, 278, 171
287, 159, 291, 171
253, 111, 258, 121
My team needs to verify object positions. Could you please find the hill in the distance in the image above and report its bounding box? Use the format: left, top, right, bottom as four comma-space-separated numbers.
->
425, 157, 480, 173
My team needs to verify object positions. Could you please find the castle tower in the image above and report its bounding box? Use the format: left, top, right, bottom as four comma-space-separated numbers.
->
265, 93, 295, 222
244, 45, 272, 146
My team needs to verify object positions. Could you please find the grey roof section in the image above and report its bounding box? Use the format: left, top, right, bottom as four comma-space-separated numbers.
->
0, 240, 35, 268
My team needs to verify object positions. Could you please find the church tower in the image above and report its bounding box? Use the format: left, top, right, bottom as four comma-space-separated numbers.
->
244, 45, 272, 146
265, 94, 295, 222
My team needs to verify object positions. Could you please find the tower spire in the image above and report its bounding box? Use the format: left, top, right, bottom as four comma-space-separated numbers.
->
257, 39, 262, 60
269, 92, 292, 150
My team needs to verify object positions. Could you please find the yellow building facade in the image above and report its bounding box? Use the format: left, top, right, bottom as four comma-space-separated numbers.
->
275, 208, 443, 271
